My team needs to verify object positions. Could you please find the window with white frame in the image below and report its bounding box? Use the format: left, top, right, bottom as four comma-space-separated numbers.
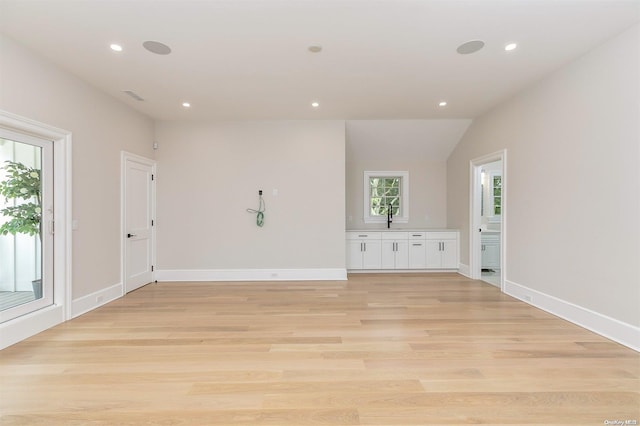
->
363, 171, 409, 224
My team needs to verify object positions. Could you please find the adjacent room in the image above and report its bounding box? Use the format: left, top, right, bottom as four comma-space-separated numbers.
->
0, 1, 638, 424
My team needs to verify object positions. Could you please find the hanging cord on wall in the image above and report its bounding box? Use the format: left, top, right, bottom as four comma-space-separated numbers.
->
246, 190, 266, 227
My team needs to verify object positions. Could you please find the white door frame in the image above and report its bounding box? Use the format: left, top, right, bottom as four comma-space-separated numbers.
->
469, 149, 507, 291
0, 110, 72, 349
121, 151, 156, 294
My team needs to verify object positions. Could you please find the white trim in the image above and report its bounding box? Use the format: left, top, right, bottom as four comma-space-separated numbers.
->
0, 304, 64, 349
363, 171, 409, 224
457, 263, 471, 278
469, 150, 507, 291
0, 110, 72, 348
71, 282, 123, 318
504, 279, 639, 352
156, 268, 347, 282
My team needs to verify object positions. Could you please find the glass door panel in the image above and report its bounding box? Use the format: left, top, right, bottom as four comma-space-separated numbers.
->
0, 130, 53, 322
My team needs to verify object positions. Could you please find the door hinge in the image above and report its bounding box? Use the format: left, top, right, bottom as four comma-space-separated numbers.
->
151, 265, 154, 272
151, 219, 154, 226
151, 174, 155, 181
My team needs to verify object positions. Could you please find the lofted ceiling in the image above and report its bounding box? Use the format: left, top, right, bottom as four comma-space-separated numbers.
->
0, 0, 638, 121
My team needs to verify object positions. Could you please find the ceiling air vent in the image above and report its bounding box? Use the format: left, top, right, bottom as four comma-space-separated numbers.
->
123, 90, 144, 101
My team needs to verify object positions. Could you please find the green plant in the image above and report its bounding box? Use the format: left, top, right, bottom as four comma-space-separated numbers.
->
0, 161, 41, 237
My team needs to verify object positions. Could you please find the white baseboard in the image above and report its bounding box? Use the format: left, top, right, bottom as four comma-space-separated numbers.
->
458, 263, 471, 278
504, 279, 639, 352
156, 268, 347, 282
71, 283, 123, 318
0, 305, 65, 350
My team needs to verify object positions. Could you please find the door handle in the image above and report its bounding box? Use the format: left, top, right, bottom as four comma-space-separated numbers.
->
127, 233, 137, 238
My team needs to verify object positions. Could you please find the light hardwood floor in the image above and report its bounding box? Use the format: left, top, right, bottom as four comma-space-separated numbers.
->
1, 273, 638, 425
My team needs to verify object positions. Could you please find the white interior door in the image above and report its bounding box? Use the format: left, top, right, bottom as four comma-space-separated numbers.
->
123, 154, 155, 293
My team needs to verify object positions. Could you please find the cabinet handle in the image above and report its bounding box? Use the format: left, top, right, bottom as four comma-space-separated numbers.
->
363, 242, 366, 252
358, 234, 368, 237
413, 243, 422, 246
412, 234, 422, 237
361, 242, 364, 252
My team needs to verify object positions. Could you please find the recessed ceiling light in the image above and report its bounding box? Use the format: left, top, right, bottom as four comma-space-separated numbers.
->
456, 40, 485, 55
143, 40, 172, 55
110, 43, 123, 52
308, 45, 322, 53
505, 43, 518, 51
182, 102, 191, 108
439, 101, 447, 107
311, 102, 319, 108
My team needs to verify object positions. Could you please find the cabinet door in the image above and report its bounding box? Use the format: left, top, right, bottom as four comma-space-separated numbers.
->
347, 241, 363, 270
395, 240, 409, 269
408, 241, 427, 269
381, 241, 396, 269
362, 240, 382, 270
483, 242, 500, 268
441, 239, 458, 269
425, 240, 442, 268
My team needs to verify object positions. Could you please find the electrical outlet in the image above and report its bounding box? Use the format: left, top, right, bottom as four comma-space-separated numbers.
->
271, 272, 278, 278
523, 295, 532, 302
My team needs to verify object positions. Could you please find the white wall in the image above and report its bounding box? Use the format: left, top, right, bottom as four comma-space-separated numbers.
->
154, 120, 345, 277
447, 25, 640, 328
346, 120, 470, 230
0, 34, 155, 299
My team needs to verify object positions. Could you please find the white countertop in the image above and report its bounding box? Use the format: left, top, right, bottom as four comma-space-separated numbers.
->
347, 228, 459, 232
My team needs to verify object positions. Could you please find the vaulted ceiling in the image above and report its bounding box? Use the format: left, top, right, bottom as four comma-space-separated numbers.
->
1, 0, 638, 121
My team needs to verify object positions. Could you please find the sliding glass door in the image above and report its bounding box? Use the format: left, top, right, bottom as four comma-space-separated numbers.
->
0, 129, 53, 323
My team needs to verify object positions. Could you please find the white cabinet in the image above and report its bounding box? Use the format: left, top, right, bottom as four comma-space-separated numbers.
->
425, 232, 458, 269
481, 234, 500, 269
346, 232, 382, 270
346, 230, 458, 271
408, 232, 427, 269
381, 232, 409, 269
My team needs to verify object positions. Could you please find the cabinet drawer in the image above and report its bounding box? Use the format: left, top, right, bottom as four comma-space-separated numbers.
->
425, 232, 458, 240
381, 232, 408, 240
408, 232, 426, 240
481, 234, 500, 243
346, 232, 381, 240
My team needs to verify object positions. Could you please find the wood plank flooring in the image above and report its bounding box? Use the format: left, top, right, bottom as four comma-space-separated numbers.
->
1, 273, 638, 425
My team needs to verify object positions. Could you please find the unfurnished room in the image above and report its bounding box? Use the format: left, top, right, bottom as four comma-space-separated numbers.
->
0, 0, 638, 424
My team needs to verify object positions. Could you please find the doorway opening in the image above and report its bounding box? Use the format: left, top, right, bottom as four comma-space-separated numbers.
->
470, 150, 506, 289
